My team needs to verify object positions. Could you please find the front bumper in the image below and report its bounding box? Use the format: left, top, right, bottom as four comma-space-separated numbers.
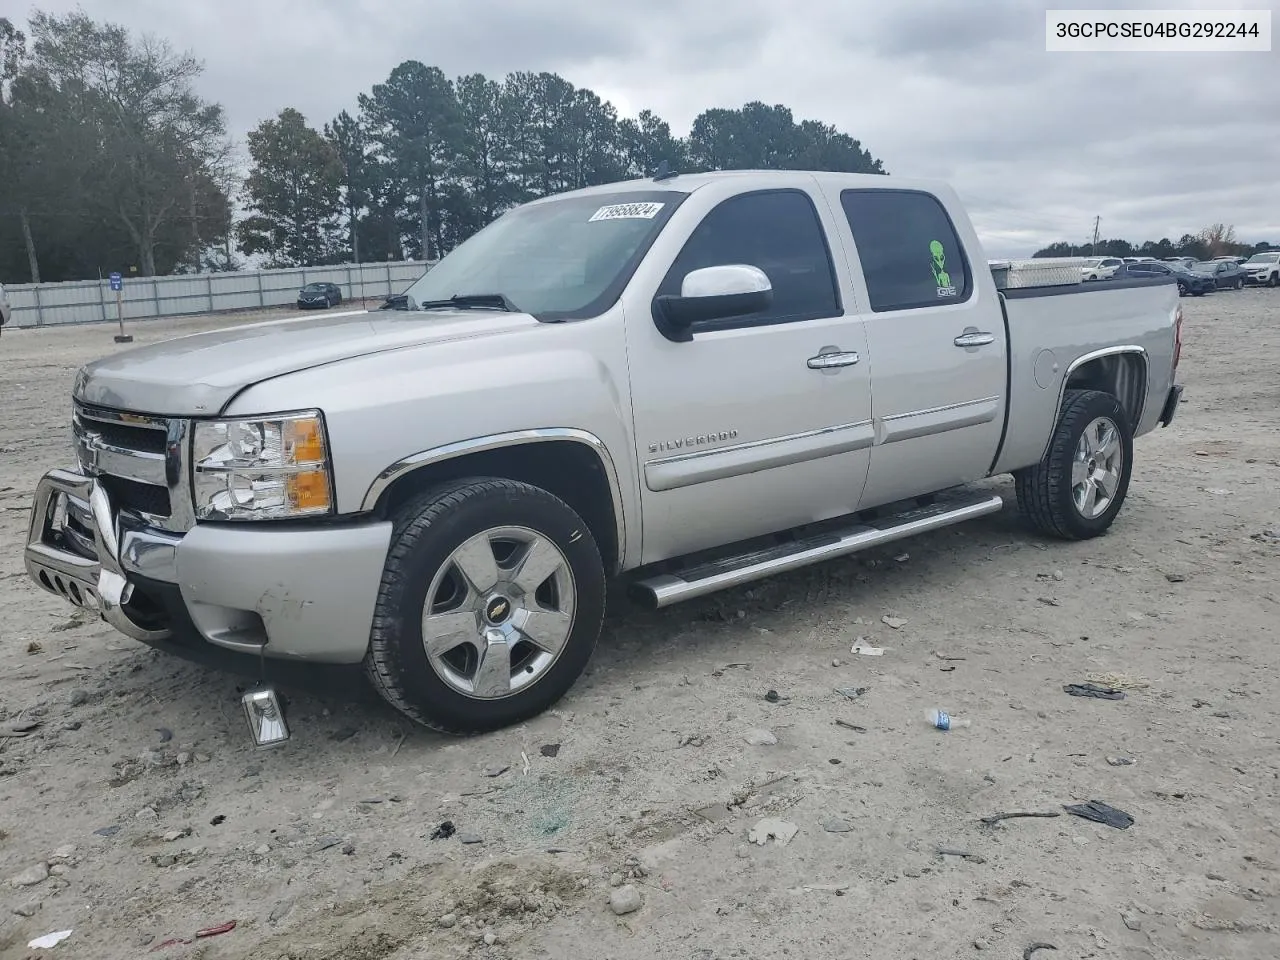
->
25, 468, 393, 664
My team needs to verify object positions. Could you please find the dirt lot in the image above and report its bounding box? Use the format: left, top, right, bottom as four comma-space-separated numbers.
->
1, 294, 1278, 960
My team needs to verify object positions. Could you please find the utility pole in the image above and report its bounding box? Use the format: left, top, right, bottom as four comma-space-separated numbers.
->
1091, 216, 1101, 256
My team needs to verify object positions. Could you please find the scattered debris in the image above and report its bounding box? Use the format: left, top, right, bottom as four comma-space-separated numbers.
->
539, 743, 561, 758
934, 652, 966, 661
1037, 597, 1061, 606
459, 834, 483, 845
834, 686, 868, 701
748, 818, 799, 846
195, 921, 236, 939
26, 641, 42, 655
822, 818, 854, 833
482, 764, 510, 778
1023, 944, 1057, 960
678, 733, 709, 747
609, 884, 643, 916
1063, 800, 1134, 829
93, 825, 121, 838
937, 847, 986, 864
0, 720, 41, 739
209, 815, 226, 826
314, 836, 344, 852
764, 689, 783, 703
521, 751, 531, 775
430, 821, 456, 841
744, 728, 777, 746
1165, 572, 1186, 583
926, 708, 970, 730
1122, 913, 1142, 931
881, 616, 908, 629
27, 930, 73, 950
1087, 672, 1150, 690
981, 811, 1062, 825
850, 645, 884, 656
155, 727, 173, 743
834, 720, 866, 733
1063, 683, 1125, 700
1250, 529, 1279, 544
1106, 756, 1135, 767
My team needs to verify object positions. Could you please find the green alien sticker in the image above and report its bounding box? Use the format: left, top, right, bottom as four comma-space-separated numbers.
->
930, 240, 957, 298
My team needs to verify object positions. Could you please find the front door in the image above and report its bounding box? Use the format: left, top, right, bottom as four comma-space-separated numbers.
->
622, 181, 875, 565
820, 185, 1009, 508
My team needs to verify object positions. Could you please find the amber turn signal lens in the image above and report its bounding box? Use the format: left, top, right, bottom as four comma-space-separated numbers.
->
287, 469, 331, 513
285, 417, 326, 465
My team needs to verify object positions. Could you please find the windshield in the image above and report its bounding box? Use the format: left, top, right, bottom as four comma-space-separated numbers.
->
1193, 262, 1219, 270
401, 190, 686, 321
1246, 252, 1279, 263
302, 283, 327, 292
1082, 258, 1102, 266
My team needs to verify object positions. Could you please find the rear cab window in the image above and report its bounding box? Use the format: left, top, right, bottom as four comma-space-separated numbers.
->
838, 189, 971, 312
656, 188, 841, 331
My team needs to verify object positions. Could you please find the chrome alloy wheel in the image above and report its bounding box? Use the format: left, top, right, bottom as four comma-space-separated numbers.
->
421, 525, 576, 700
1072, 416, 1123, 520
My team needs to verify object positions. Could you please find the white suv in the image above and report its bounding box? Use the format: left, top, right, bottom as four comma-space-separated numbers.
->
1241, 252, 1280, 287
1081, 257, 1124, 281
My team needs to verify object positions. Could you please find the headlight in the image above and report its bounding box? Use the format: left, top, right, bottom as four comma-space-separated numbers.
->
192, 410, 333, 520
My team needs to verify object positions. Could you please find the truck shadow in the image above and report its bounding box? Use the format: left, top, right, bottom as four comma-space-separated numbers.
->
124, 480, 1049, 750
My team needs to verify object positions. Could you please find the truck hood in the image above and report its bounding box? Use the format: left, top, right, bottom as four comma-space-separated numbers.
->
73, 308, 540, 416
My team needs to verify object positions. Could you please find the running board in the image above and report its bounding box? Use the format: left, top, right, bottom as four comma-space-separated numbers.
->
630, 492, 1005, 609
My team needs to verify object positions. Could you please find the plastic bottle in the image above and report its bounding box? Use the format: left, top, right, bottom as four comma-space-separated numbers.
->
925, 708, 971, 731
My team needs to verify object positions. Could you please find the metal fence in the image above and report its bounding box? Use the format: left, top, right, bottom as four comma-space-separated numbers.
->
5, 260, 432, 329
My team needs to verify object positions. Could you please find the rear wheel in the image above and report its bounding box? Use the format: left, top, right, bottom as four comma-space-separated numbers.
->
1234, 277, 1244, 290
365, 478, 606, 734
1015, 389, 1133, 540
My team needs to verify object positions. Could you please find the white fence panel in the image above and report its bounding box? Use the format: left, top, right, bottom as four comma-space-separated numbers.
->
7, 260, 432, 329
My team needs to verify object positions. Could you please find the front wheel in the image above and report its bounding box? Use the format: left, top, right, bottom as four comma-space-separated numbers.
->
365, 478, 606, 734
1176, 281, 1188, 296
1014, 389, 1134, 540
1269, 273, 1280, 288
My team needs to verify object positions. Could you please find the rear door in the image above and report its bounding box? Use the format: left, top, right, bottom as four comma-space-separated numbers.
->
820, 185, 1008, 508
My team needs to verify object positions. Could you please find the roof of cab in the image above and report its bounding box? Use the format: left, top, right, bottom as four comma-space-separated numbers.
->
527, 169, 948, 204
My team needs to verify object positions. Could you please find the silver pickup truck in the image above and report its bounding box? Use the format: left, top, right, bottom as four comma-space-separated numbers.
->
24, 170, 1185, 737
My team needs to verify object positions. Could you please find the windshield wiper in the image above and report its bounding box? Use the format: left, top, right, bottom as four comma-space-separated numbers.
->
417, 293, 519, 312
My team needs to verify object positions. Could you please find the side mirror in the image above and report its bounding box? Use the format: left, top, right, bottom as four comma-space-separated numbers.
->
653, 265, 773, 342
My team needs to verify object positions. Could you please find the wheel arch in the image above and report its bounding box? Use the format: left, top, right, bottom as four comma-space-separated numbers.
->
1042, 346, 1147, 461
360, 430, 626, 575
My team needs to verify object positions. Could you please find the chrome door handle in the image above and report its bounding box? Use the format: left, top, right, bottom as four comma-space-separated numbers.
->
807, 351, 860, 369
954, 332, 995, 348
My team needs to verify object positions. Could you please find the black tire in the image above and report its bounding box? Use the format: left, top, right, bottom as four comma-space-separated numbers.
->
1014, 389, 1134, 541
1269, 274, 1279, 288
365, 478, 606, 734
1176, 281, 1187, 296
1234, 278, 1244, 290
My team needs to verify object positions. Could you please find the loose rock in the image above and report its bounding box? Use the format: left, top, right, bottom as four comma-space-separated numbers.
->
744, 728, 777, 746
609, 884, 643, 916
13, 901, 41, 918
609, 872, 624, 887
822, 818, 854, 833
10, 863, 49, 888
68, 689, 90, 707
437, 913, 457, 929
135, 806, 158, 821
483, 931, 498, 946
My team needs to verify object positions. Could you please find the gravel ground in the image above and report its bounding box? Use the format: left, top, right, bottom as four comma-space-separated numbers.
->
1, 292, 1277, 960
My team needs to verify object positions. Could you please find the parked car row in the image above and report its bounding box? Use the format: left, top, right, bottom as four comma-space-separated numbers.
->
1080, 252, 1280, 296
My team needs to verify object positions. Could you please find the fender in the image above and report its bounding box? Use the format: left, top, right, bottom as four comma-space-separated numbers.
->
360, 428, 627, 568
1041, 344, 1149, 462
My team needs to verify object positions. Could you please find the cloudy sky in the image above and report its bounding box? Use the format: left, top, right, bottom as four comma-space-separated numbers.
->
23, 0, 1280, 256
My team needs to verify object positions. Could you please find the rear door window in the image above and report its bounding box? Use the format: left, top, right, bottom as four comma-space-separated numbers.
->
839, 189, 970, 312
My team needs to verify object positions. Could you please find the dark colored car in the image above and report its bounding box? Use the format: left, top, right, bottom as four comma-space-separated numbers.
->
296, 282, 343, 309
1192, 260, 1245, 290
1118, 260, 1214, 297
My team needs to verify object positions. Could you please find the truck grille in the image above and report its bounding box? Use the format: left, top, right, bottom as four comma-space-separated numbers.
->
72, 402, 192, 532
